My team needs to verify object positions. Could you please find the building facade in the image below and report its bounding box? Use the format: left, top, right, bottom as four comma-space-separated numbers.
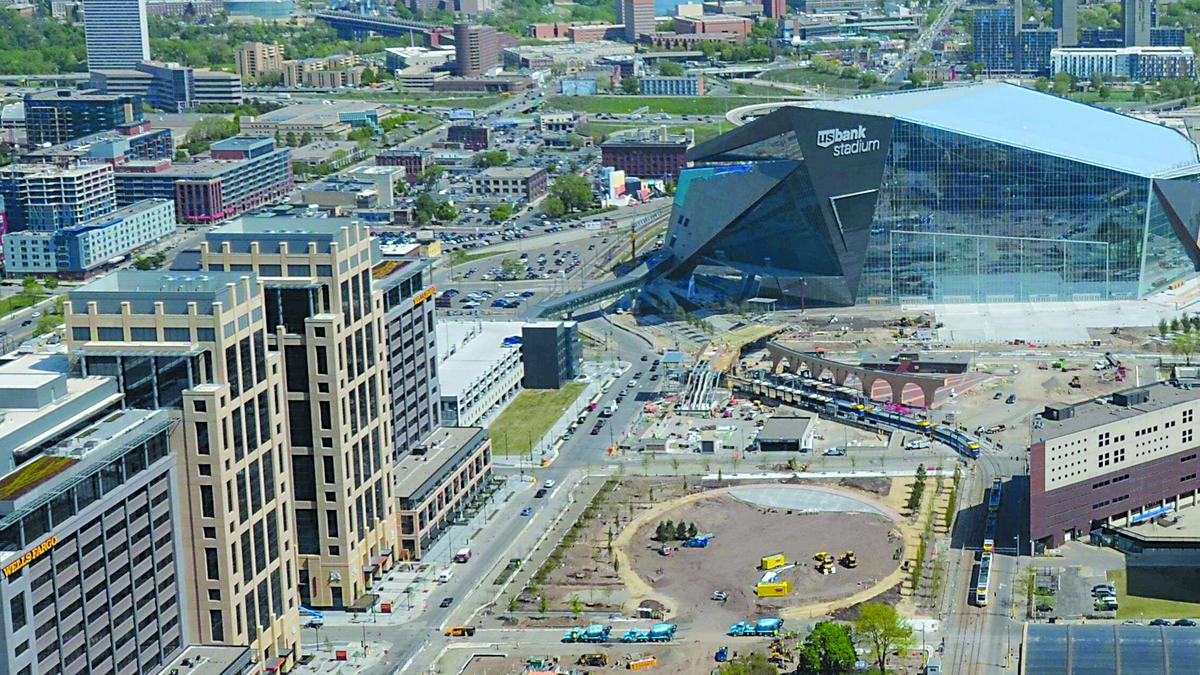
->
0, 408, 185, 675
236, 42, 286, 82
82, 0, 150, 70
1053, 0, 1078, 46
376, 150, 434, 182
1031, 383, 1200, 548
638, 74, 706, 95
1151, 25, 1187, 47
470, 167, 549, 202
521, 321, 581, 389
193, 218, 399, 610
24, 90, 143, 146
437, 321, 523, 428
622, 0, 655, 41
1124, 0, 1152, 46
4, 198, 175, 276
453, 23, 499, 77
393, 427, 492, 560
646, 82, 1200, 310
446, 124, 490, 150
1050, 46, 1196, 80
973, 7, 1017, 72
0, 163, 116, 233
374, 256, 440, 459
66, 271, 302, 668
600, 136, 690, 179
1019, 28, 1060, 75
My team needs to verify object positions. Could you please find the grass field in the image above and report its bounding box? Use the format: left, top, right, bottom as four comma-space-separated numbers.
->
1107, 568, 1200, 619
545, 95, 791, 116
0, 292, 46, 318
453, 249, 511, 266
489, 383, 587, 456
761, 67, 889, 93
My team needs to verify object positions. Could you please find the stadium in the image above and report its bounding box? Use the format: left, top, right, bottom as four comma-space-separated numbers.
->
643, 82, 1200, 309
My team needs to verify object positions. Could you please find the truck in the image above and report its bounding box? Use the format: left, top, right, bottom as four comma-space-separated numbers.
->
437, 568, 454, 583
760, 553, 786, 570
683, 533, 714, 548
299, 606, 324, 628
453, 548, 472, 563
621, 629, 650, 643
729, 617, 784, 637
648, 623, 677, 642
563, 624, 611, 643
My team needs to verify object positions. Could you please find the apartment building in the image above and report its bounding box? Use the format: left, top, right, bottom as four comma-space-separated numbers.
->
237, 42, 286, 82
373, 255, 440, 459
0, 162, 116, 232
24, 89, 144, 146
65, 271, 301, 669
192, 217, 398, 610
394, 426, 493, 560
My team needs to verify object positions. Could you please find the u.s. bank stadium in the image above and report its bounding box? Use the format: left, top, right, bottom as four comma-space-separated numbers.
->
640, 81, 1200, 310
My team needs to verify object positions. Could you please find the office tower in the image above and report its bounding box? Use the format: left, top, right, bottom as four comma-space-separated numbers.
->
1152, 25, 1187, 46
615, 0, 624, 24
1019, 27, 1061, 74
82, 0, 151, 70
0, 163, 116, 232
522, 321, 582, 390
193, 217, 398, 609
23, 89, 143, 146
374, 254, 440, 459
453, 23, 499, 77
972, 7, 1017, 72
762, 0, 785, 17
1124, 0, 1151, 46
236, 42, 285, 82
66, 271, 302, 668
1053, 0, 1078, 46
622, 0, 655, 41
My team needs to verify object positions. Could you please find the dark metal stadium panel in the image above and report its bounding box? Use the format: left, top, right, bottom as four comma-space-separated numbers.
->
1153, 176, 1200, 269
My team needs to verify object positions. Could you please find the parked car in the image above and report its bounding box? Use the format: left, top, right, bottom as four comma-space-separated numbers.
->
823, 447, 847, 457
1175, 619, 1197, 626
1151, 619, 1173, 626
993, 391, 1003, 400
1092, 584, 1117, 597
535, 488, 547, 498
1006, 394, 1017, 405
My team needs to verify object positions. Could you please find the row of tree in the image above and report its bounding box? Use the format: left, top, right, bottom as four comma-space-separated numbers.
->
652, 519, 699, 542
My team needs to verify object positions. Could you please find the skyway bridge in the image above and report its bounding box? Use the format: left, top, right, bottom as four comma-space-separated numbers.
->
312, 11, 451, 44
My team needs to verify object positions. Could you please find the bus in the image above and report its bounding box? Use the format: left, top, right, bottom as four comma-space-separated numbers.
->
974, 552, 992, 606
988, 478, 1003, 512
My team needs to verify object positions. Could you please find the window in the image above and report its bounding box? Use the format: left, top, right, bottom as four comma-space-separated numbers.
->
323, 456, 335, 484
209, 609, 224, 642
205, 547, 220, 580
1183, 473, 1197, 482
326, 510, 339, 538
201, 485, 215, 518
9, 592, 25, 632
1185, 454, 1198, 463
71, 327, 90, 341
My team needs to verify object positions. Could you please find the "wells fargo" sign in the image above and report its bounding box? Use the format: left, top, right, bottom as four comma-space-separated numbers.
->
3, 536, 57, 577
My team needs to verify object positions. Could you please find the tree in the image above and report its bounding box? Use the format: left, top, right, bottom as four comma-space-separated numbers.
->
489, 203, 513, 222
659, 61, 684, 76
539, 594, 548, 614
1033, 76, 1050, 92
550, 174, 593, 213
1053, 71, 1073, 96
22, 276, 40, 295
621, 77, 640, 94
717, 653, 777, 675
798, 622, 856, 675
434, 201, 458, 222
1160, 318, 1170, 337
854, 603, 913, 675
43, 276, 58, 290
472, 150, 510, 168
570, 594, 583, 616
967, 61, 984, 79
1089, 71, 1104, 92
299, 131, 313, 146
419, 164, 444, 186
1133, 83, 1146, 100
655, 521, 669, 542
858, 71, 879, 89
285, 130, 297, 147
674, 521, 688, 540
541, 195, 566, 218
686, 522, 698, 539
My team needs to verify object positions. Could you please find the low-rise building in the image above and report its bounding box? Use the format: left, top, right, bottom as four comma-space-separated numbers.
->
291, 140, 366, 172
560, 77, 600, 95
21, 122, 173, 167
376, 149, 434, 182
537, 113, 577, 134
430, 77, 532, 94
673, 14, 753, 41
4, 198, 175, 276
470, 166, 548, 202
437, 321, 524, 427
638, 74, 706, 95
297, 165, 405, 209
281, 53, 359, 88
755, 414, 816, 452
1031, 382, 1200, 548
600, 128, 693, 179
641, 31, 740, 48
0, 162, 116, 232
235, 41, 285, 82
1051, 46, 1196, 80
384, 46, 456, 72
447, 124, 490, 150
113, 136, 292, 224
501, 41, 636, 70
241, 101, 388, 138
393, 426, 493, 560
90, 61, 243, 112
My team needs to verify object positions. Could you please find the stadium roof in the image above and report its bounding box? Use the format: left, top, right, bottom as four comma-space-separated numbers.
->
1024, 623, 1200, 674
805, 82, 1199, 177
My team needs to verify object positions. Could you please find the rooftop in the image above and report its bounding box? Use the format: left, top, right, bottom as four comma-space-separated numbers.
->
477, 166, 544, 179
250, 101, 384, 126
0, 456, 78, 501
73, 270, 249, 296
1035, 381, 1200, 441
213, 214, 353, 237
757, 414, 814, 441
393, 426, 486, 497
437, 321, 525, 398
803, 82, 1200, 177
1024, 623, 1200, 674
26, 88, 134, 103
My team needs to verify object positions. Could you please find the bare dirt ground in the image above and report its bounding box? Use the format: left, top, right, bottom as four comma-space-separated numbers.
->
626, 495, 900, 635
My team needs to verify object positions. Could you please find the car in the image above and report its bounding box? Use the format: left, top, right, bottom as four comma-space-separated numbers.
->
628, 379, 639, 387
1175, 619, 1197, 626
1092, 584, 1117, 597
505, 291, 520, 298
439, 597, 454, 608
535, 488, 547, 498
711, 590, 728, 601
590, 428, 600, 435
1151, 619, 1172, 626
520, 290, 536, 298
823, 447, 847, 456
993, 391, 1003, 400
641, 355, 649, 361
30, 312, 40, 319
1006, 394, 1017, 404
544, 479, 556, 488
20, 320, 31, 326
520, 507, 533, 516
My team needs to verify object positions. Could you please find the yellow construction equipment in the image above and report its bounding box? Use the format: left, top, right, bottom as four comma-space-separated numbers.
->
841, 551, 858, 568
629, 655, 658, 670
578, 654, 608, 666
761, 553, 786, 569
443, 626, 476, 637
756, 580, 792, 597
813, 551, 829, 562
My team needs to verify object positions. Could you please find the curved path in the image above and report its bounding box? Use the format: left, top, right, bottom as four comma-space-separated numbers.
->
614, 483, 904, 621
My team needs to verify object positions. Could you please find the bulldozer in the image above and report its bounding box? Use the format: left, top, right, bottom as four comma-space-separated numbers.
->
841, 550, 858, 568
578, 653, 609, 667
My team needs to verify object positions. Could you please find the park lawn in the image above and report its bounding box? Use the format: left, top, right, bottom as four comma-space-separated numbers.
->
0, 292, 46, 318
489, 383, 587, 456
730, 81, 810, 97
760, 67, 893, 93
545, 95, 789, 116
1107, 568, 1200, 619
720, 323, 785, 348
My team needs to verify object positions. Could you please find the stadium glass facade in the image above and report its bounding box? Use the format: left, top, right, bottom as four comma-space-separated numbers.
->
648, 82, 1200, 309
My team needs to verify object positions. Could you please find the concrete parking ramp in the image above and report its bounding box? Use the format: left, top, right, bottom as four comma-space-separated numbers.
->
728, 485, 896, 520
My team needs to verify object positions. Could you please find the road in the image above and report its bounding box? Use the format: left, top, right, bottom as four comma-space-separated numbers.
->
884, 0, 967, 84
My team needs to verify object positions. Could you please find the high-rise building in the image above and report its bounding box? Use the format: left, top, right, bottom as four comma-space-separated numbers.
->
0, 163, 116, 232
82, 0, 151, 70
763, 0, 785, 18
191, 217, 399, 610
972, 7, 1017, 72
1019, 27, 1061, 74
522, 321, 582, 390
453, 23, 499, 77
1124, 0, 1152, 46
1053, 0, 1078, 46
373, 254, 440, 459
66, 271, 302, 669
236, 42, 286, 82
615, 0, 624, 24
23, 89, 143, 146
622, 0, 656, 41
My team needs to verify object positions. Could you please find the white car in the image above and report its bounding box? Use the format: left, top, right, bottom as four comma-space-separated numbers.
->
505, 292, 520, 298
544, 479, 556, 488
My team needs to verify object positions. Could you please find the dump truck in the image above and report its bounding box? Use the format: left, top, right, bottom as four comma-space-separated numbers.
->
756, 580, 792, 597
629, 655, 658, 670
577, 654, 608, 666
841, 551, 858, 568
443, 626, 476, 637
563, 624, 611, 643
761, 553, 786, 569
729, 617, 784, 637
649, 623, 676, 642
684, 533, 714, 548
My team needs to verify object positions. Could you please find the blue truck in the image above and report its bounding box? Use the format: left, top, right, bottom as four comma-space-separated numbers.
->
683, 533, 714, 548
563, 624, 611, 643
729, 617, 784, 637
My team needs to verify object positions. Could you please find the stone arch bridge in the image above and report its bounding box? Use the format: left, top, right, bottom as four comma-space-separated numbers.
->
765, 342, 948, 409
